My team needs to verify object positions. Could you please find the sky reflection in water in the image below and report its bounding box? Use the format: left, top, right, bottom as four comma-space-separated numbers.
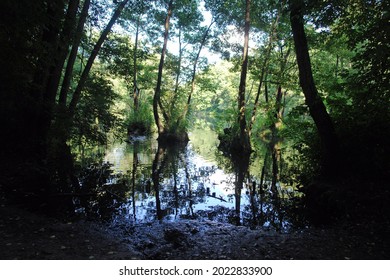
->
103, 130, 293, 231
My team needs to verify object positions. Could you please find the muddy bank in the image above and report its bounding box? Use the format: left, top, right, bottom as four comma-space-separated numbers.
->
1, 202, 389, 260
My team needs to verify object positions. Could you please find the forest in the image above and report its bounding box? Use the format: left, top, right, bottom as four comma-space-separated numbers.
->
0, 0, 389, 259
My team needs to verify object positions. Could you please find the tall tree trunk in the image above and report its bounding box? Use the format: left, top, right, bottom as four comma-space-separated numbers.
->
270, 86, 283, 202
68, 0, 129, 118
249, 6, 281, 136
23, 1, 66, 193
133, 15, 140, 111
153, 0, 173, 136
50, 0, 89, 196
237, 0, 251, 153
59, 0, 91, 106
175, 19, 216, 130
45, 0, 80, 106
52, 0, 128, 194
289, 0, 340, 175
27, 1, 65, 159
182, 19, 216, 120
170, 28, 183, 117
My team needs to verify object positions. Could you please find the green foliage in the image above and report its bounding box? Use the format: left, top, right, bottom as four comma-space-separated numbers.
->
194, 61, 239, 130
126, 96, 154, 135
281, 104, 321, 183
100, 30, 157, 136
101, 32, 151, 81
330, 0, 390, 179
71, 72, 121, 149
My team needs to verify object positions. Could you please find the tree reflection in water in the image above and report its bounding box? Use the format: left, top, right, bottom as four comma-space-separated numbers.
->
80, 132, 299, 231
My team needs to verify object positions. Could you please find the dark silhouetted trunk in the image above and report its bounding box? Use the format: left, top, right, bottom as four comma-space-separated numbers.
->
68, 0, 129, 118
132, 141, 139, 221
45, 0, 80, 106
59, 0, 90, 106
53, 0, 127, 195
24, 2, 66, 189
237, 0, 251, 153
289, 0, 340, 175
151, 144, 167, 221
233, 153, 250, 226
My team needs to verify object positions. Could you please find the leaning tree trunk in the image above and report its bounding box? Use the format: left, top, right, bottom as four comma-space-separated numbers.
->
59, 0, 91, 106
181, 19, 216, 121
249, 5, 281, 136
175, 18, 216, 130
289, 0, 340, 176
68, 0, 129, 118
45, 0, 80, 107
54, 0, 128, 195
153, 0, 173, 136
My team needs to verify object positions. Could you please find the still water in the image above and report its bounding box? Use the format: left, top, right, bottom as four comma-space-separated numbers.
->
97, 128, 296, 231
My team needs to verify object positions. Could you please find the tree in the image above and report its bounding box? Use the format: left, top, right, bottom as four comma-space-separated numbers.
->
181, 18, 216, 120
237, 0, 252, 154
68, 0, 130, 118
120, 0, 151, 115
100, 30, 154, 135
59, 0, 91, 106
151, 0, 209, 141
0, 0, 131, 197
248, 2, 283, 136
289, 0, 340, 176
153, 0, 174, 137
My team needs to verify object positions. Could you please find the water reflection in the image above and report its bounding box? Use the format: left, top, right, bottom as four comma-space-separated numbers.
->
97, 129, 297, 231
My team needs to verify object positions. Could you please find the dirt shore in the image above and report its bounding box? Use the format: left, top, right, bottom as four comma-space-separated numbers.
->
1, 202, 389, 260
